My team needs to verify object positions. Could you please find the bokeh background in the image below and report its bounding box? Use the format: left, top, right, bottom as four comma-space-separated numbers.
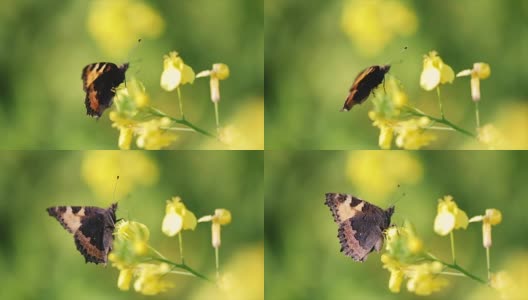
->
0, 151, 264, 300
0, 0, 263, 149
265, 0, 528, 149
265, 151, 528, 299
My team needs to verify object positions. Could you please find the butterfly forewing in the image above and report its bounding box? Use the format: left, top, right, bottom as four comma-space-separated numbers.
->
81, 62, 128, 118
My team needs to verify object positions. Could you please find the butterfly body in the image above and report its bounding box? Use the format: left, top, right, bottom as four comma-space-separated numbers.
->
341, 65, 390, 111
81, 62, 129, 118
325, 193, 394, 262
47, 203, 118, 265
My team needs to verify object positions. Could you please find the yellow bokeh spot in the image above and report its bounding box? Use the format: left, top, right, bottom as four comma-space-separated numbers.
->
204, 99, 264, 150
87, 0, 164, 58
81, 151, 159, 203
341, 0, 418, 57
346, 151, 423, 199
190, 245, 264, 300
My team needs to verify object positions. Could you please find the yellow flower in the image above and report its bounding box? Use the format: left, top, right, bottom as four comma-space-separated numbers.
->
434, 195, 469, 236
406, 262, 448, 295
161, 197, 197, 237
369, 112, 394, 149
384, 222, 423, 257
388, 269, 404, 293
117, 268, 134, 291
420, 51, 455, 91
198, 209, 232, 248
160, 52, 195, 91
136, 117, 178, 150
197, 63, 230, 103
115, 220, 150, 242
110, 111, 137, 149
456, 62, 491, 102
394, 117, 436, 150
81, 151, 159, 202
469, 208, 502, 248
341, 0, 417, 57
87, 0, 164, 57
381, 254, 406, 293
134, 263, 174, 295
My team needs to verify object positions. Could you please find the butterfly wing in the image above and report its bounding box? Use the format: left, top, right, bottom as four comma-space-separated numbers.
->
81, 63, 127, 118
325, 193, 394, 262
47, 204, 117, 265
324, 193, 366, 224
341, 65, 390, 111
74, 211, 110, 264
338, 210, 386, 262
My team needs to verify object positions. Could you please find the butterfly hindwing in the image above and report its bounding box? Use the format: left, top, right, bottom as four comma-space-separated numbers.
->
81, 62, 128, 118
325, 193, 394, 262
47, 203, 118, 265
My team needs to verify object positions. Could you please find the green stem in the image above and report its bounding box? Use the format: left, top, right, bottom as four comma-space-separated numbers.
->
405, 106, 476, 138
436, 87, 445, 119
426, 252, 487, 284
178, 232, 184, 264
215, 247, 220, 281
151, 257, 211, 282
486, 247, 491, 281
475, 101, 481, 129
450, 231, 456, 264
214, 102, 220, 134
147, 107, 215, 138
177, 87, 184, 119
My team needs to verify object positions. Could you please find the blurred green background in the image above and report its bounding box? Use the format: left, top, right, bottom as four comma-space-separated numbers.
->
265, 0, 528, 149
0, 0, 263, 149
0, 151, 263, 300
265, 150, 528, 299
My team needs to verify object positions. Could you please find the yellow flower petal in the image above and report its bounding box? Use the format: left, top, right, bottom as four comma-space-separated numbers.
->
420, 66, 441, 91
212, 63, 230, 80
434, 211, 455, 236
117, 268, 133, 291
162, 210, 183, 237
160, 65, 182, 91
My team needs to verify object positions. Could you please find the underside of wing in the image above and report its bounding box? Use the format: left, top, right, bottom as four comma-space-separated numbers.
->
74, 216, 108, 264
338, 216, 384, 262
81, 63, 117, 91
47, 206, 88, 234
325, 193, 365, 224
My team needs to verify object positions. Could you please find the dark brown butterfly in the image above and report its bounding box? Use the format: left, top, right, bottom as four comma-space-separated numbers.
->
341, 65, 390, 111
325, 193, 394, 262
46, 203, 118, 265
81, 62, 129, 118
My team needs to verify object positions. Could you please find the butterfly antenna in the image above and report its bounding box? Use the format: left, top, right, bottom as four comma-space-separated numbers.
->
389, 184, 407, 207
385, 46, 408, 66
113, 175, 120, 203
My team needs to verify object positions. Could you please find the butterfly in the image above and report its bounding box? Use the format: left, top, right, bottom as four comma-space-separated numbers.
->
324, 193, 394, 262
46, 203, 118, 265
341, 65, 390, 111
81, 62, 129, 118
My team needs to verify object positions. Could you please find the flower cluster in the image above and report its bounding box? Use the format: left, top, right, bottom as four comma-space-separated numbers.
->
365, 50, 495, 149
380, 195, 503, 295
368, 77, 436, 149
101, 51, 230, 149
109, 197, 232, 295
